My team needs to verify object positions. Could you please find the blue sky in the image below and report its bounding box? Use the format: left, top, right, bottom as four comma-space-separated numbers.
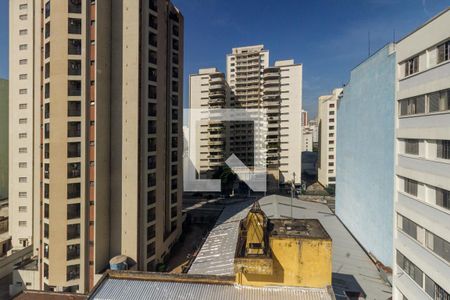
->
1, 1, 448, 118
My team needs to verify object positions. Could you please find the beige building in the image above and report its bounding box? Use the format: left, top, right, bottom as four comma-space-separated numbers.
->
9, 0, 183, 294
189, 46, 302, 186
317, 88, 342, 187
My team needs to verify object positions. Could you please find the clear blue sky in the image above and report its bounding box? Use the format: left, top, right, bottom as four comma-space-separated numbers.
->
1, 1, 448, 118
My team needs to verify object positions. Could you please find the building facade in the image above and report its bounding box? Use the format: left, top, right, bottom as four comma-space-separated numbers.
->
9, 0, 184, 294
0, 79, 7, 201
317, 88, 342, 188
393, 9, 450, 300
336, 44, 396, 267
189, 46, 302, 186
302, 126, 313, 152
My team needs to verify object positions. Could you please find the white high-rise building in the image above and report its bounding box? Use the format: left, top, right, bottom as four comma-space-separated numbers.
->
393, 8, 450, 300
317, 88, 342, 188
189, 46, 302, 186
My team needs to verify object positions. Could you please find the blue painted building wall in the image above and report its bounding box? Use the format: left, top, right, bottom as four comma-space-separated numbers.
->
336, 44, 395, 267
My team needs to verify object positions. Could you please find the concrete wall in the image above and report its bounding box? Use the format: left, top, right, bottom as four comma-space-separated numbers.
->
336, 44, 396, 267
0, 79, 7, 200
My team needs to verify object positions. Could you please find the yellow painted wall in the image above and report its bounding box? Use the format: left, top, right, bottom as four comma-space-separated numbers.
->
237, 237, 332, 288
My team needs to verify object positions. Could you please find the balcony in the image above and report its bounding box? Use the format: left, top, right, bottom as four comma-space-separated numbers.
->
67, 244, 80, 260
209, 83, 225, 91
68, 39, 81, 55
209, 77, 224, 84
68, 162, 81, 178
67, 224, 80, 240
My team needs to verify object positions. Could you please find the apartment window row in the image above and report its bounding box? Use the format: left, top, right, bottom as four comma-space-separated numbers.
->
438, 40, 450, 64
397, 251, 450, 300
399, 88, 450, 116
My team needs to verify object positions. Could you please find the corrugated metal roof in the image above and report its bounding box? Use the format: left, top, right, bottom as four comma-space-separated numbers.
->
89, 278, 334, 300
188, 195, 392, 299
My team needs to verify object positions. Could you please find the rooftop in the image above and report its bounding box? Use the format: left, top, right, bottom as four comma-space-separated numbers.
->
88, 271, 335, 300
188, 195, 392, 299
269, 219, 331, 240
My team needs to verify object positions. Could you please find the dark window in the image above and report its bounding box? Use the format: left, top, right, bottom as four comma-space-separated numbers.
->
44, 163, 50, 179
67, 203, 80, 219
171, 220, 177, 232
45, 2, 50, 18
148, 120, 156, 134
67, 244, 80, 260
45, 22, 50, 38
147, 224, 155, 240
149, 0, 157, 11
436, 187, 450, 210
405, 139, 419, 155
425, 274, 450, 300
147, 208, 155, 223
148, 102, 156, 117
171, 205, 177, 218
44, 183, 50, 199
44, 243, 50, 258
171, 109, 178, 120
437, 41, 450, 64
44, 203, 49, 218
149, 32, 157, 47
68, 0, 82, 13
437, 140, 450, 160
171, 178, 177, 190
44, 103, 50, 119
45, 82, 50, 98
149, 49, 157, 64
45, 42, 50, 58
67, 142, 81, 157
171, 95, 178, 106
68, 18, 81, 34
171, 192, 177, 204
44, 263, 49, 278
172, 25, 179, 37
147, 242, 155, 258
171, 151, 177, 162
396, 251, 423, 287
44, 123, 50, 139
172, 123, 178, 134
172, 81, 178, 92
67, 224, 80, 240
171, 137, 178, 148
147, 190, 156, 205
68, 121, 81, 137
147, 156, 156, 169
45, 62, 50, 78
44, 223, 49, 238
399, 95, 425, 116
68, 60, 81, 75
67, 183, 80, 199
68, 80, 81, 96
68, 39, 81, 55
68, 162, 81, 178
68, 101, 81, 116
66, 264, 80, 281
148, 67, 157, 82
428, 89, 449, 113
404, 178, 418, 197
147, 173, 156, 187
172, 66, 179, 78
148, 85, 156, 99
149, 14, 157, 29
44, 143, 50, 159
401, 215, 418, 239
148, 138, 156, 152
427, 232, 450, 264
172, 53, 179, 65
172, 39, 179, 51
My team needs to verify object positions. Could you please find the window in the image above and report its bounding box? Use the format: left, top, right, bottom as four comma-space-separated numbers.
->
19, 4, 28, 10
172, 39, 179, 51
45, 62, 50, 79
436, 187, 450, 210
19, 74, 27, 80
19, 221, 27, 227
147, 242, 155, 258
149, 32, 157, 47
147, 156, 156, 169
405, 56, 419, 76
68, 162, 81, 178
44, 243, 49, 258
68, 39, 81, 55
397, 251, 423, 287
68, 121, 81, 137
171, 192, 177, 204
67, 224, 80, 240
437, 140, 450, 160
68, 142, 81, 158
68, 80, 81, 96
147, 173, 156, 187
401, 215, 419, 239
44, 163, 50, 179
19, 59, 27, 65
44, 203, 49, 218
148, 67, 157, 82
68, 18, 81, 34
44, 143, 50, 159
19, 118, 27, 124
68, 101, 81, 116
45, 22, 50, 38
68, 0, 82, 13
147, 190, 156, 205
44, 123, 50, 138
67, 244, 80, 260
19, 14, 27, 20
404, 139, 419, 155
19, 177, 27, 183
148, 120, 156, 134
66, 264, 80, 281
171, 178, 177, 190
19, 147, 27, 153
172, 66, 179, 78
68, 60, 81, 75
172, 25, 179, 37
428, 89, 449, 113
172, 80, 178, 92
437, 40, 450, 64
147, 208, 155, 223
19, 206, 27, 212
67, 183, 81, 199
44, 263, 49, 278
44, 183, 50, 198
19, 133, 27, 139
149, 14, 157, 29
19, 29, 27, 35
149, 49, 157, 64
44, 223, 49, 238
45, 2, 50, 18
148, 138, 156, 152
67, 203, 81, 219
147, 224, 155, 240
149, 0, 157, 11
425, 275, 450, 300
148, 85, 156, 99
171, 205, 177, 218
404, 178, 418, 197
19, 89, 27, 95
148, 103, 156, 117
399, 95, 425, 116
19, 44, 27, 50
426, 231, 450, 264
45, 42, 50, 59
45, 82, 50, 98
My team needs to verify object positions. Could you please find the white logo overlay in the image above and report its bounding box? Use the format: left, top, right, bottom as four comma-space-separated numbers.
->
184, 108, 268, 192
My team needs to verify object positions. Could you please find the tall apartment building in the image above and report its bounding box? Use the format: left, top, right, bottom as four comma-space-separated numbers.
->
189, 68, 230, 177
9, 0, 183, 293
226, 46, 302, 185
302, 126, 313, 152
394, 9, 450, 300
9, 0, 34, 250
301, 109, 308, 126
0, 79, 7, 201
317, 88, 342, 188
